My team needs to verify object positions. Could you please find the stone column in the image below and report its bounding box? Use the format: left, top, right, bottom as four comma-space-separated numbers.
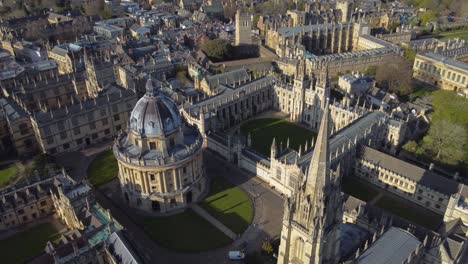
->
144, 171, 151, 195
140, 172, 147, 194
162, 171, 168, 193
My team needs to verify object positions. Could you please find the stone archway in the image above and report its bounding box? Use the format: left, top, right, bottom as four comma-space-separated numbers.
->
152, 200, 161, 212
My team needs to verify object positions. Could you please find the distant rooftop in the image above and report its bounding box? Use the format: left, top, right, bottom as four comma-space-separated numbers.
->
356, 227, 421, 264
418, 52, 468, 72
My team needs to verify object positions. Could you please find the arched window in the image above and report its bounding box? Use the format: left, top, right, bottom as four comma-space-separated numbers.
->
294, 237, 305, 260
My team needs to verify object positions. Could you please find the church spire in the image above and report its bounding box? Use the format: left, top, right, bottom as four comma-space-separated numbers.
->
305, 99, 330, 195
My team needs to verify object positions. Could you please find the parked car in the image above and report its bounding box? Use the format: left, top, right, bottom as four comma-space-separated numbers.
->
228, 251, 245, 260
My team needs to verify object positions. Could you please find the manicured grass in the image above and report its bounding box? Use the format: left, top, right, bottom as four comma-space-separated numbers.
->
143, 209, 232, 252
436, 29, 468, 41
0, 164, 17, 187
0, 222, 61, 263
342, 177, 380, 202
375, 195, 443, 230
201, 176, 253, 234
241, 118, 317, 156
88, 149, 118, 187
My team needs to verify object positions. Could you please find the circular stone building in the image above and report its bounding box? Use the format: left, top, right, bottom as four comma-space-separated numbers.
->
113, 79, 206, 213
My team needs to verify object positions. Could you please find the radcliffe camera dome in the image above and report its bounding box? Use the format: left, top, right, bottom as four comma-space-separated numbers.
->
114, 77, 206, 214
129, 78, 181, 138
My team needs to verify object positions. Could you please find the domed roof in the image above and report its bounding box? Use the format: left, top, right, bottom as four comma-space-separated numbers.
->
129, 79, 181, 138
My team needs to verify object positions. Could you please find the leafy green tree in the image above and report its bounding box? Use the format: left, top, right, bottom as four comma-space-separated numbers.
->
262, 240, 273, 255
201, 39, 233, 61
418, 10, 436, 26
421, 120, 466, 165
403, 47, 417, 63
430, 91, 468, 128
99, 5, 112, 19
252, 14, 260, 29
403, 140, 419, 153
388, 21, 400, 32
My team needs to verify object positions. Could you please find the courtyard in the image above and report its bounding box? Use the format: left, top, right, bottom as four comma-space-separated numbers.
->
342, 176, 443, 230
375, 195, 442, 230
141, 176, 254, 252
201, 176, 254, 234
342, 176, 380, 202
143, 209, 232, 252
88, 149, 118, 187
0, 163, 17, 187
0, 222, 61, 263
240, 118, 317, 156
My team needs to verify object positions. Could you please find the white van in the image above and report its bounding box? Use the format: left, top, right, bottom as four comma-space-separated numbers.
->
228, 251, 245, 260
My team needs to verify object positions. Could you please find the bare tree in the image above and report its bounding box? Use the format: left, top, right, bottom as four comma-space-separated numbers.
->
375, 57, 413, 96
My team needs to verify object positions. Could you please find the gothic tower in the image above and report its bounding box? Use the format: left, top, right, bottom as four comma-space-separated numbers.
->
307, 68, 330, 130
277, 101, 343, 264
235, 10, 252, 46
291, 59, 310, 122
336, 0, 353, 23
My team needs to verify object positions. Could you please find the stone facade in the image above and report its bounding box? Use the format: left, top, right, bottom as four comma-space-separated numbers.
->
354, 146, 460, 214
0, 178, 55, 230
235, 10, 252, 46
113, 79, 207, 214
413, 52, 468, 96
0, 98, 39, 156
31, 85, 137, 154
278, 103, 343, 264
444, 185, 468, 225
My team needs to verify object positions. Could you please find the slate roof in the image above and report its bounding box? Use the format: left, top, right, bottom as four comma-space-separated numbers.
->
33, 85, 136, 125
418, 52, 468, 71
277, 22, 352, 38
437, 46, 468, 59
356, 227, 421, 264
0, 98, 28, 122
205, 68, 249, 88
107, 231, 142, 264
298, 111, 386, 168
358, 146, 460, 195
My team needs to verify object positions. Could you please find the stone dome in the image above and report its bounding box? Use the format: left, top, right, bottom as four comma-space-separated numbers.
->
129, 79, 181, 138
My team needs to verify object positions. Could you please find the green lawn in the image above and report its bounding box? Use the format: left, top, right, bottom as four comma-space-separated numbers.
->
342, 177, 380, 202
436, 29, 468, 41
241, 118, 317, 156
0, 164, 17, 187
201, 176, 253, 234
88, 149, 118, 187
143, 209, 232, 252
0, 222, 61, 263
375, 196, 443, 230
342, 176, 443, 230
